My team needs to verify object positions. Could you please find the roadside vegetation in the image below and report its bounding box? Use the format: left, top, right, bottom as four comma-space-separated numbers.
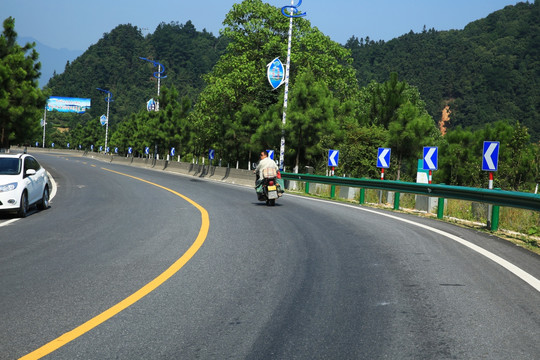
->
1, 1, 538, 234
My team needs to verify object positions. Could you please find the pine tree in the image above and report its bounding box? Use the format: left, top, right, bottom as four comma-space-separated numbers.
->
0, 17, 47, 149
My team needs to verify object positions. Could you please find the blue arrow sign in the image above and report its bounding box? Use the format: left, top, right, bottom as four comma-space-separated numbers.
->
91, 145, 94, 151
128, 147, 133, 154
114, 147, 118, 154
67, 143, 70, 148
267, 150, 275, 160
423, 147, 438, 170
100, 115, 107, 126
328, 149, 339, 167
106, 147, 110, 153
171, 147, 176, 156
377, 148, 391, 168
145, 147, 150, 155
209, 149, 215, 160
482, 141, 500, 171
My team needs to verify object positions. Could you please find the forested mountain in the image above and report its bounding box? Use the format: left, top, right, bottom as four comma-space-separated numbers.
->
345, 1, 540, 141
45, 21, 227, 126
29, 0, 537, 189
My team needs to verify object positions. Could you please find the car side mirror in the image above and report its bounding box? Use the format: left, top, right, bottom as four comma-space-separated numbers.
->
25, 169, 36, 177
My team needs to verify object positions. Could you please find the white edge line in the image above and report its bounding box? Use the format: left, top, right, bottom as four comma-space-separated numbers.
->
48, 171, 57, 201
288, 194, 540, 293
0, 218, 19, 227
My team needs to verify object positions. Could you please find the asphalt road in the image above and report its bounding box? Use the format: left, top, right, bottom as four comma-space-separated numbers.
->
1, 153, 539, 359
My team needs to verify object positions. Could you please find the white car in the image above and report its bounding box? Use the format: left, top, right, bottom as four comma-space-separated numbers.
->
0, 153, 50, 217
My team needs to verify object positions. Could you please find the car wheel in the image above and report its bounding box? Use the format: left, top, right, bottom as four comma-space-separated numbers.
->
37, 186, 49, 211
17, 191, 29, 218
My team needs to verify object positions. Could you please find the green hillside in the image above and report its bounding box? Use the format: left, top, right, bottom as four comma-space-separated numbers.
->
26, 0, 537, 190
345, 1, 540, 140
45, 21, 227, 127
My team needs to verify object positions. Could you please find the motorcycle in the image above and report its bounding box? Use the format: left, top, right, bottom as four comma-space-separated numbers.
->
255, 167, 282, 206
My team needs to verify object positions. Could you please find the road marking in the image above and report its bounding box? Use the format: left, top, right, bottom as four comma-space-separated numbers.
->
20, 168, 210, 360
48, 172, 57, 203
289, 194, 540, 293
0, 219, 19, 227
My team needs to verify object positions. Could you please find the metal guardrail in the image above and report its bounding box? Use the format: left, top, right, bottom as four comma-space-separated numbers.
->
281, 172, 540, 213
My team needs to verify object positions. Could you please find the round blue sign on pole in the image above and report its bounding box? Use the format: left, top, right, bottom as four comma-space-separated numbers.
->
267, 58, 285, 89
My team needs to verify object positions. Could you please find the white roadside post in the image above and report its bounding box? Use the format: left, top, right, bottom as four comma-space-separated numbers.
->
482, 141, 500, 229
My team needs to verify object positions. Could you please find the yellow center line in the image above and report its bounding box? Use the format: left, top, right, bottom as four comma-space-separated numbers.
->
20, 168, 210, 360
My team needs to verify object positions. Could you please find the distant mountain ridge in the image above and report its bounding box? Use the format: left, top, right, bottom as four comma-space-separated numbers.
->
345, 1, 540, 141
45, 21, 227, 123
19, 37, 83, 88
42, 2, 540, 141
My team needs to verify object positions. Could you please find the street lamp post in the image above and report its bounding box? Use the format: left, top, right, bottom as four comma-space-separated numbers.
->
139, 57, 167, 111
42, 107, 47, 148
96, 88, 113, 153
279, 0, 306, 172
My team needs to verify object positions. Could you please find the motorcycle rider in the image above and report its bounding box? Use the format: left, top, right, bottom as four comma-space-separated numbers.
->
255, 150, 278, 185
254, 150, 278, 186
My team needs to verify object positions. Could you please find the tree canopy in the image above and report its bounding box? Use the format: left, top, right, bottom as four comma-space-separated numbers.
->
5, 0, 538, 191
346, 1, 540, 141
0, 17, 47, 149
188, 0, 358, 169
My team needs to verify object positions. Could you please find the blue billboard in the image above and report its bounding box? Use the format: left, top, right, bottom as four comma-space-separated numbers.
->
47, 96, 91, 113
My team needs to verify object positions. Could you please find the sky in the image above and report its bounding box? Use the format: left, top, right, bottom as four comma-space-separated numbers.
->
2, 0, 524, 51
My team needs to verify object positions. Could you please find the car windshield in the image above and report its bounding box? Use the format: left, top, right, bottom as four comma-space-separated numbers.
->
0, 158, 21, 175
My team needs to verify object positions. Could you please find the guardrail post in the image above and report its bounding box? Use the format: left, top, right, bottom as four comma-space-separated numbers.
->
359, 188, 365, 204
305, 182, 310, 194
490, 188, 501, 231
437, 183, 445, 219
437, 198, 445, 219
393, 192, 400, 210
330, 185, 336, 199
491, 205, 500, 231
